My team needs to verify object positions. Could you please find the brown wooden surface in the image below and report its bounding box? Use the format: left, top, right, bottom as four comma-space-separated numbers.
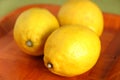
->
0, 4, 120, 80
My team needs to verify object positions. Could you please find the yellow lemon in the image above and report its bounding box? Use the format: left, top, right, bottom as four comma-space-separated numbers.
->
44, 25, 101, 77
13, 8, 59, 56
58, 0, 104, 36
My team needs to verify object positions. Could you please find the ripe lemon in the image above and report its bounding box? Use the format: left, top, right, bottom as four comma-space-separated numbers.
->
44, 25, 101, 77
58, 0, 104, 36
13, 8, 59, 56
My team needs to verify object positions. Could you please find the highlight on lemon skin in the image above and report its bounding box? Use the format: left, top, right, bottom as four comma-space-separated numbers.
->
44, 25, 101, 77
13, 8, 59, 56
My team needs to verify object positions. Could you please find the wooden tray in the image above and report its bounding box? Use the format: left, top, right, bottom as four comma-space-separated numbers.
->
0, 4, 120, 80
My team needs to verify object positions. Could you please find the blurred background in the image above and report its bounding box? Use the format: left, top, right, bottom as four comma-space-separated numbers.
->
0, 0, 120, 18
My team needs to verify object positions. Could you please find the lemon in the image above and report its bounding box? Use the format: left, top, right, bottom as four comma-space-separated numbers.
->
44, 25, 101, 77
58, 0, 104, 36
13, 8, 59, 56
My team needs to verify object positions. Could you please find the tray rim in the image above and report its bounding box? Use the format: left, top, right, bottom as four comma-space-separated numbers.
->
0, 4, 120, 37
0, 4, 120, 79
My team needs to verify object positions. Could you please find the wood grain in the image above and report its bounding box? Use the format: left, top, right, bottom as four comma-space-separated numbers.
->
0, 4, 120, 80
87, 30, 120, 80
